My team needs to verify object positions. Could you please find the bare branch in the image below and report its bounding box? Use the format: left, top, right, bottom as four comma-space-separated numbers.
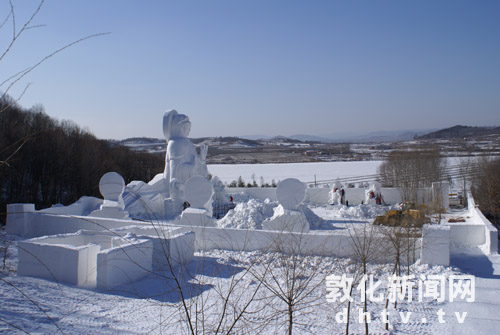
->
0, 316, 31, 335
9, 0, 15, 40
0, 5, 12, 31
1, 32, 111, 102
0, 67, 31, 88
0, 0, 45, 62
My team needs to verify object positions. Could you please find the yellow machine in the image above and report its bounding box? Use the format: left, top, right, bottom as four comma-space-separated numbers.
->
373, 206, 425, 227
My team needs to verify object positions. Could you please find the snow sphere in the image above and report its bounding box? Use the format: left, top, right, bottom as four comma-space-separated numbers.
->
276, 178, 306, 210
184, 176, 214, 208
99, 172, 125, 201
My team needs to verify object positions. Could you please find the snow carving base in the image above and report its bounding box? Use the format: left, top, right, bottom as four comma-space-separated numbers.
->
89, 172, 129, 219
262, 204, 310, 233
262, 178, 310, 233
174, 176, 215, 227
175, 208, 216, 228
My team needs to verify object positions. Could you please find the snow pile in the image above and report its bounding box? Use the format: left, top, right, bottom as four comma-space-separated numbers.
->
217, 198, 276, 229
297, 204, 327, 229
338, 204, 393, 219
331, 204, 394, 219
217, 199, 326, 230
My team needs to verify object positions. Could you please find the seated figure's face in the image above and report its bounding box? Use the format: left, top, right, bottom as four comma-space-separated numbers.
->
180, 121, 191, 137
171, 114, 191, 138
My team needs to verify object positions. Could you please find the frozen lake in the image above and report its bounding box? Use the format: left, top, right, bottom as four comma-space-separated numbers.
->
208, 160, 383, 185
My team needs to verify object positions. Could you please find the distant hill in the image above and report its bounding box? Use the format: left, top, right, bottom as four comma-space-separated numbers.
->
347, 130, 433, 143
242, 129, 435, 143
289, 134, 335, 143
116, 136, 263, 153
314, 129, 434, 143
416, 125, 500, 139
268, 136, 304, 144
119, 137, 164, 145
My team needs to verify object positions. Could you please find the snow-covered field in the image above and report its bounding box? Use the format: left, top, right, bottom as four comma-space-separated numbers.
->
1, 160, 500, 334
2, 228, 499, 334
208, 161, 383, 185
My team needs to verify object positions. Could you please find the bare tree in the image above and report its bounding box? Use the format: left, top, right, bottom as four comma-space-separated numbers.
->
0, 0, 108, 166
166, 251, 269, 334
472, 157, 500, 227
136, 217, 276, 334
456, 154, 474, 208
347, 223, 383, 335
247, 230, 341, 335
378, 148, 446, 206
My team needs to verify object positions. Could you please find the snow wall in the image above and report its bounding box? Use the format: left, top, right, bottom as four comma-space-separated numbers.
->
171, 224, 421, 264
226, 187, 435, 206
421, 225, 450, 266
427, 192, 497, 257
17, 228, 195, 288
7, 203, 152, 238
113, 226, 196, 270
96, 237, 153, 289
462, 192, 498, 255
18, 234, 101, 286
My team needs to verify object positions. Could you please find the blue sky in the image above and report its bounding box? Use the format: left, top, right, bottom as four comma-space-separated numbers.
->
1, 0, 499, 139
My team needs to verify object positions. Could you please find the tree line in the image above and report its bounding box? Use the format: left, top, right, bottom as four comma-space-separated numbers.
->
471, 157, 500, 226
377, 147, 500, 226
0, 97, 164, 224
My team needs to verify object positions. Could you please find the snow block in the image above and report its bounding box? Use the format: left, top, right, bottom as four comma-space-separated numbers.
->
6, 203, 35, 236
262, 205, 310, 233
153, 231, 195, 269
16, 228, 195, 289
448, 224, 485, 248
18, 235, 100, 286
96, 237, 153, 290
175, 208, 216, 227
421, 225, 450, 266
133, 229, 195, 270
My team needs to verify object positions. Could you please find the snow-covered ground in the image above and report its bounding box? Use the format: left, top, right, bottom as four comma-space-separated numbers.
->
2, 225, 499, 334
1, 203, 499, 334
1, 158, 499, 334
208, 158, 475, 191
208, 161, 383, 185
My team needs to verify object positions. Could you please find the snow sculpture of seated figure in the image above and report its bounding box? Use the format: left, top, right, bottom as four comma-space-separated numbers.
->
262, 178, 310, 233
89, 172, 130, 219
163, 110, 208, 216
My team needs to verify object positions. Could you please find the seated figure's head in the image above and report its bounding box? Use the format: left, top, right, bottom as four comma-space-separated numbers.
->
163, 109, 191, 140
